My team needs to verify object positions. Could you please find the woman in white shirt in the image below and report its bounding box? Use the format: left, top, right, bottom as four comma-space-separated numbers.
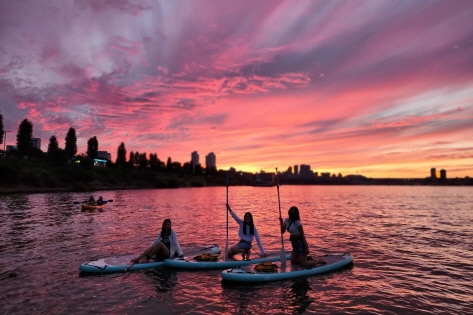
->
131, 219, 183, 263
279, 206, 325, 267
226, 203, 266, 260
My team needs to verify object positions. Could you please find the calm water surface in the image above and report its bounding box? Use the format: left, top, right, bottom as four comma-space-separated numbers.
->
1, 186, 472, 314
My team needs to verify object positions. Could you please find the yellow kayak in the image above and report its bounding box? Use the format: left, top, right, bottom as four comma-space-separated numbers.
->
81, 204, 105, 211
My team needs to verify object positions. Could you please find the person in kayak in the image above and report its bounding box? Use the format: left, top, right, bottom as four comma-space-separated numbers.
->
96, 196, 104, 205
279, 206, 326, 267
131, 219, 183, 263
87, 196, 96, 205
226, 203, 266, 260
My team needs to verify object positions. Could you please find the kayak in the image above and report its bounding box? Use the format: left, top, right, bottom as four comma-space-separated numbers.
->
81, 204, 105, 211
221, 252, 353, 283
79, 244, 221, 274
165, 252, 292, 270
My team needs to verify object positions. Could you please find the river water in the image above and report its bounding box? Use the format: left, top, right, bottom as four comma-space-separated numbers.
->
1, 185, 472, 314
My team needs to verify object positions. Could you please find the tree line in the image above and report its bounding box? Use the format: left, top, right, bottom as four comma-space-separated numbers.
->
0, 113, 217, 177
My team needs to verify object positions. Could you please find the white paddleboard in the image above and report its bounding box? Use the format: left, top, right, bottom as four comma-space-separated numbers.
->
79, 244, 221, 274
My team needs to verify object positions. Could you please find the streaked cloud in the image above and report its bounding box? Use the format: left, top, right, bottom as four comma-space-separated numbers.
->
1, 0, 472, 178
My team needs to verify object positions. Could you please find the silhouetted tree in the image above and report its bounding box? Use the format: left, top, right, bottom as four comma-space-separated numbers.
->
16, 118, 33, 157
138, 153, 148, 169
166, 157, 172, 173
65, 127, 77, 160
47, 135, 66, 165
194, 163, 203, 176
47, 135, 59, 154
129, 151, 134, 166
116, 142, 127, 166
86, 136, 99, 159
183, 162, 193, 175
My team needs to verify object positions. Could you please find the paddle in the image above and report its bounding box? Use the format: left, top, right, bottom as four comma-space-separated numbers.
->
123, 261, 135, 273
225, 173, 229, 259
275, 167, 286, 266
73, 199, 113, 204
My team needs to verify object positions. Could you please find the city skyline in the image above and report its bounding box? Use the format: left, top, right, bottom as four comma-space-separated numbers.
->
1, 1, 472, 178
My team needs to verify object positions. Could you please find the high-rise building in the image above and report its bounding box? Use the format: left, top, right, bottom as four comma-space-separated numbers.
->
191, 151, 199, 168
294, 165, 299, 175
300, 164, 311, 177
430, 168, 437, 179
205, 152, 216, 168
440, 169, 447, 180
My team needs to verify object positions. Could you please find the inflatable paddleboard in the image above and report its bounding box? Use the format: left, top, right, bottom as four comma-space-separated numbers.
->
221, 252, 353, 282
165, 252, 292, 270
79, 244, 221, 274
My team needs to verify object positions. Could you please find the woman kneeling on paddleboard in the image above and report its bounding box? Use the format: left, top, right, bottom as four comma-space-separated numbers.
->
227, 203, 266, 260
279, 206, 325, 267
131, 219, 183, 263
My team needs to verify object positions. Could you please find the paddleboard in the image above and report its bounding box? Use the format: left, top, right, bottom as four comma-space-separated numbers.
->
221, 252, 353, 282
79, 244, 221, 274
165, 252, 292, 270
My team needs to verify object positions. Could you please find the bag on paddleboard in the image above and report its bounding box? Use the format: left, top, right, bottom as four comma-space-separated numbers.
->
254, 261, 278, 272
194, 252, 220, 261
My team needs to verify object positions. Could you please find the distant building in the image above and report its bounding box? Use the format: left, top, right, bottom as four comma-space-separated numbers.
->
440, 169, 447, 180
300, 164, 311, 177
294, 165, 299, 175
97, 151, 111, 161
205, 152, 216, 168
191, 151, 199, 168
32, 138, 41, 150
6, 145, 17, 152
430, 168, 437, 179
254, 172, 275, 186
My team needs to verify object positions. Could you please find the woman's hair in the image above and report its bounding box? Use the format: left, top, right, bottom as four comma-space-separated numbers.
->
288, 206, 300, 221
242, 212, 254, 235
161, 219, 172, 237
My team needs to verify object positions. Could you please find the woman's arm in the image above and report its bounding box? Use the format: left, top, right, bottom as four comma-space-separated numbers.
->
253, 228, 266, 256
171, 230, 184, 257
227, 203, 243, 224
279, 217, 286, 234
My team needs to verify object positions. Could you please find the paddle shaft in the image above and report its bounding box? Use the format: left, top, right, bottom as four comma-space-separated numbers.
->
225, 173, 229, 258
275, 168, 286, 265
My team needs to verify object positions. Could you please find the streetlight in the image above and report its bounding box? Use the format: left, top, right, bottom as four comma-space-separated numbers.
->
3, 130, 11, 156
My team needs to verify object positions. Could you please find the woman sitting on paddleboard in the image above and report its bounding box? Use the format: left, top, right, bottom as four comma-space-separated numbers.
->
131, 219, 183, 263
279, 206, 325, 267
226, 203, 266, 260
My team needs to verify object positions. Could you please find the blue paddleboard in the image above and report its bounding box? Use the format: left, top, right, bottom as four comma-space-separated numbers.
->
79, 245, 221, 274
221, 252, 353, 282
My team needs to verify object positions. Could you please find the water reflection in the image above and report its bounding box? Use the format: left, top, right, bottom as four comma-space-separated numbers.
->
284, 279, 312, 314
1, 186, 473, 314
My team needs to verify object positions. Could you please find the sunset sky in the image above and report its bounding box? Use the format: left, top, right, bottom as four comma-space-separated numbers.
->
1, 0, 472, 178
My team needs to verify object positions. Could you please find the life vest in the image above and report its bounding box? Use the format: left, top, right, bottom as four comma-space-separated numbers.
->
254, 261, 278, 272
194, 252, 220, 261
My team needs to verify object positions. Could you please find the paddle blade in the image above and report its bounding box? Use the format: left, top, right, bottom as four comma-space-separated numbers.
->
280, 247, 286, 266
72, 201, 80, 204
107, 200, 114, 202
